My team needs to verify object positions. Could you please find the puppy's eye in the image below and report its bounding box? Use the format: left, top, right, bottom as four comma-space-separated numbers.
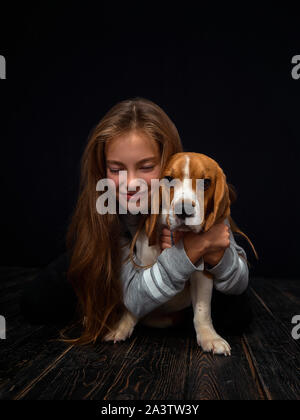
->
163, 175, 173, 182
204, 178, 211, 190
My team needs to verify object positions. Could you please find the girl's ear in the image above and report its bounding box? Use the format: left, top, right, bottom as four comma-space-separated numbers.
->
203, 167, 231, 232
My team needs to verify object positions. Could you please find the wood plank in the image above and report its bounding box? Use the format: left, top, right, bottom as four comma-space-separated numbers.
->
251, 277, 300, 299
0, 324, 80, 400
0, 265, 81, 400
101, 325, 190, 400
242, 286, 300, 400
250, 277, 300, 350
186, 333, 265, 400
0, 281, 74, 399
1, 271, 298, 400
14, 323, 191, 400
251, 277, 300, 308
0, 324, 59, 397
13, 315, 264, 400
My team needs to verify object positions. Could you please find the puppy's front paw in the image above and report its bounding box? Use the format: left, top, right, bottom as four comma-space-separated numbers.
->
103, 312, 137, 344
196, 326, 231, 356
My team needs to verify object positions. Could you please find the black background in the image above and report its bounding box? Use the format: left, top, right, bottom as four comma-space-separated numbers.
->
0, 5, 299, 277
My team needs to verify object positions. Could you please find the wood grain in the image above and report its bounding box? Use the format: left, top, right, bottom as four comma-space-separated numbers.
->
1, 268, 299, 400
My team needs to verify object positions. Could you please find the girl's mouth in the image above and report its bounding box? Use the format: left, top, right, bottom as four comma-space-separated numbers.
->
120, 191, 143, 201
127, 193, 140, 201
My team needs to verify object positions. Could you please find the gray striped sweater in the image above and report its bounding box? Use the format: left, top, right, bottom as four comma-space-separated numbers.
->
118, 213, 249, 319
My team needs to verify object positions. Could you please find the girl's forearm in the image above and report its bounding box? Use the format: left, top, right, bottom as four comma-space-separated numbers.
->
203, 249, 226, 267
183, 235, 209, 265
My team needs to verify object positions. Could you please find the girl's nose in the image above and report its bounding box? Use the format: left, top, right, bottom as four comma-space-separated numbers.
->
127, 172, 141, 192
127, 171, 136, 184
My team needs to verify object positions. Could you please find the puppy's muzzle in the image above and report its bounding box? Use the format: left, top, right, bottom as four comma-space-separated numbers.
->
174, 199, 196, 220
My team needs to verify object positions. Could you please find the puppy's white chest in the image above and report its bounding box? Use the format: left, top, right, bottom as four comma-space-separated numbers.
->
135, 228, 161, 266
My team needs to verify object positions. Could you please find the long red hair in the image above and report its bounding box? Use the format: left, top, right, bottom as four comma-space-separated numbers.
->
60, 97, 184, 346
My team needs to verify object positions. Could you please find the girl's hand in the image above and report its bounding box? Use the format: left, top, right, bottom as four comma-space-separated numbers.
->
159, 223, 230, 267
159, 228, 185, 251
201, 222, 231, 266
202, 222, 230, 253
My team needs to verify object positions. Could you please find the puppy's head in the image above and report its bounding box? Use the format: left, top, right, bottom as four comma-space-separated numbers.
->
145, 152, 231, 245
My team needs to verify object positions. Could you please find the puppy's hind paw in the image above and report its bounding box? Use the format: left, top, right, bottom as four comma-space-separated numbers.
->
103, 326, 134, 343
102, 312, 137, 343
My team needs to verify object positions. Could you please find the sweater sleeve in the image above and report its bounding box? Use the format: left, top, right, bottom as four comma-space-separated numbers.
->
120, 236, 204, 319
206, 218, 250, 295
120, 217, 250, 318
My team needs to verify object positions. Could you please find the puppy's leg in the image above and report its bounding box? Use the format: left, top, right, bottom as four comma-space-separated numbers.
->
190, 271, 231, 356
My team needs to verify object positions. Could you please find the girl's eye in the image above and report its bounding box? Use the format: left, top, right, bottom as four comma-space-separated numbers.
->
109, 166, 155, 173
109, 168, 122, 173
141, 166, 154, 171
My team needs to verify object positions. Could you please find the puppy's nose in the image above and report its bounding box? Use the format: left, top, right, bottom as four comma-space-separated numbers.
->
174, 200, 195, 219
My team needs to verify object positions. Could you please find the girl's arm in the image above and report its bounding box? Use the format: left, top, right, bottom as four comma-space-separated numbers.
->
120, 236, 206, 319
205, 218, 249, 295
162, 218, 250, 296
120, 218, 249, 319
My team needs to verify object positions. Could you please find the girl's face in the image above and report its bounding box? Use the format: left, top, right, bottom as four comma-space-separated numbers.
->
105, 130, 161, 213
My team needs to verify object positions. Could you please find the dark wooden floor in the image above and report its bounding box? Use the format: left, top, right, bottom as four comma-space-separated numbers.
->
0, 267, 299, 400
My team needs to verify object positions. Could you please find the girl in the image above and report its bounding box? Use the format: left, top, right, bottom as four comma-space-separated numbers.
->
20, 97, 253, 346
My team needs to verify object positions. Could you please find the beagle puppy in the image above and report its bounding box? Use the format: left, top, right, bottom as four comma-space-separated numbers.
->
104, 152, 251, 356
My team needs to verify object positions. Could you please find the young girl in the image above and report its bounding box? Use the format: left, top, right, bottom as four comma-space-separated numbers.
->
20, 97, 253, 346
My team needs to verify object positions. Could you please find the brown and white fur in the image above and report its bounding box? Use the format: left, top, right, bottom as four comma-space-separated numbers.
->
103, 152, 238, 356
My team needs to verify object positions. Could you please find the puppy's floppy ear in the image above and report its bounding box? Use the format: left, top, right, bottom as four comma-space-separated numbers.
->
145, 182, 162, 247
203, 166, 231, 232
